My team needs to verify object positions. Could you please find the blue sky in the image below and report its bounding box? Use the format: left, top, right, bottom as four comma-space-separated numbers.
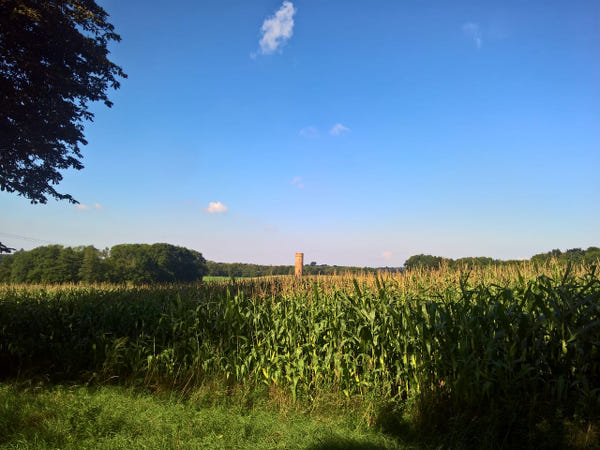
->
1, 0, 599, 266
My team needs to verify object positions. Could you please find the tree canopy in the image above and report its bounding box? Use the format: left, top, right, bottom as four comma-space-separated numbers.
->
403, 247, 600, 271
0, 0, 126, 204
0, 243, 208, 284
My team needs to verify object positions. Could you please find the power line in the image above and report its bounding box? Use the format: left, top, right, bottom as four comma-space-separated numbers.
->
0, 231, 62, 246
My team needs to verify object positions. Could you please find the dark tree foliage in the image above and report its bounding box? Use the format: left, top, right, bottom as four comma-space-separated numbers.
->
0, 0, 126, 204
0, 243, 208, 284
204, 261, 385, 278
531, 247, 600, 266
0, 243, 15, 253
404, 247, 600, 271
107, 243, 208, 284
78, 245, 104, 282
403, 254, 445, 270
3, 245, 74, 283
205, 261, 293, 278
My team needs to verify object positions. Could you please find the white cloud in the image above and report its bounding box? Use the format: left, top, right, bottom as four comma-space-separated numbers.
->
330, 123, 350, 136
257, 1, 296, 55
75, 204, 91, 211
462, 22, 482, 49
205, 201, 228, 214
299, 126, 319, 139
94, 203, 104, 210
382, 251, 393, 261
291, 176, 304, 188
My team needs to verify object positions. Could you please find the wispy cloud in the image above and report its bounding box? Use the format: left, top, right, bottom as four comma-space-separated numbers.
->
330, 123, 350, 136
205, 201, 228, 214
291, 176, 304, 188
462, 22, 482, 49
382, 251, 393, 261
256, 1, 296, 56
264, 225, 278, 232
94, 203, 104, 210
299, 126, 319, 139
75, 204, 91, 211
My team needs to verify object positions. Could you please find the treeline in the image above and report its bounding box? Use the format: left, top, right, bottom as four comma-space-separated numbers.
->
530, 247, 600, 265
0, 244, 207, 284
1, 244, 598, 284
0, 244, 394, 284
404, 246, 600, 270
205, 261, 394, 278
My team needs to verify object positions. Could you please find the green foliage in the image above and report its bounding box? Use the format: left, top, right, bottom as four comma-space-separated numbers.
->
1, 264, 599, 447
403, 254, 445, 270
404, 247, 600, 271
78, 246, 105, 283
0, 243, 207, 284
4, 245, 79, 283
206, 261, 292, 278
532, 247, 600, 266
205, 261, 385, 278
0, 255, 13, 281
0, 384, 404, 449
106, 243, 207, 283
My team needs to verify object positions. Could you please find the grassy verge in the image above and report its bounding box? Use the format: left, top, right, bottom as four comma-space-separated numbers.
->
0, 382, 408, 449
1, 381, 597, 449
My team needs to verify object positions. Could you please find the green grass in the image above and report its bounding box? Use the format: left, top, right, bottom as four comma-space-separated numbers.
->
203, 275, 237, 282
0, 383, 408, 449
1, 382, 596, 449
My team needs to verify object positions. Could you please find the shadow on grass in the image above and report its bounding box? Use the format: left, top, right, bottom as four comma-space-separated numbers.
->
307, 403, 432, 450
0, 386, 66, 447
0, 384, 132, 448
370, 398, 598, 450
306, 440, 391, 450
373, 403, 434, 450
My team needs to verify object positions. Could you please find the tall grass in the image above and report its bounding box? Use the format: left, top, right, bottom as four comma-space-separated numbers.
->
1, 260, 599, 445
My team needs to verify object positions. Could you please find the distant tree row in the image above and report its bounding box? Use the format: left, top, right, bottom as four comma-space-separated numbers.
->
0, 244, 395, 284
2, 244, 597, 284
205, 261, 390, 278
403, 254, 499, 270
0, 244, 207, 284
403, 247, 600, 270
530, 247, 600, 266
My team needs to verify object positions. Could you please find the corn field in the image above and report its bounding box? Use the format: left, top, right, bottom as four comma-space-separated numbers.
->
1, 261, 599, 424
